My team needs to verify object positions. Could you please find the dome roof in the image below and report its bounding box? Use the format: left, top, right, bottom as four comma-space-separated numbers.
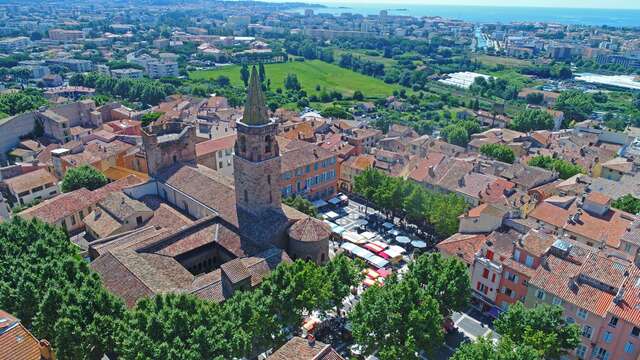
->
288, 217, 332, 242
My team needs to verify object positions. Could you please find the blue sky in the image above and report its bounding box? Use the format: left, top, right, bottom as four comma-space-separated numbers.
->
307, 0, 640, 9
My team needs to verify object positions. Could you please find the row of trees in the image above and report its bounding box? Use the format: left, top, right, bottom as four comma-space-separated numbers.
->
0, 215, 365, 359
69, 73, 175, 106
528, 155, 584, 179
338, 53, 386, 78
354, 168, 468, 238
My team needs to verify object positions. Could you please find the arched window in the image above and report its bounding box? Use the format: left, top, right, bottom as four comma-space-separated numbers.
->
265, 135, 272, 153
244, 189, 249, 203
239, 135, 246, 153
267, 174, 271, 185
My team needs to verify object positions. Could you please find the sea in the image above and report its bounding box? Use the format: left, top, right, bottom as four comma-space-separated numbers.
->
285, 3, 640, 27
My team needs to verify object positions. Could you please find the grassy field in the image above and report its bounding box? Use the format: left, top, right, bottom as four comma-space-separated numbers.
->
472, 54, 532, 68
332, 48, 398, 68
189, 60, 400, 98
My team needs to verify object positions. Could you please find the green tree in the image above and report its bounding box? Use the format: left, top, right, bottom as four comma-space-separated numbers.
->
556, 90, 595, 121
353, 90, 364, 101
260, 260, 332, 329
445, 125, 469, 147
240, 64, 250, 87
0, 90, 47, 116
528, 155, 584, 180
350, 276, 444, 360
320, 105, 353, 119
282, 195, 318, 217
140, 111, 164, 126
452, 336, 542, 360
612, 194, 640, 214
0, 218, 125, 360
480, 143, 515, 163
408, 253, 470, 317
60, 165, 108, 192
494, 302, 580, 359
325, 254, 362, 314
510, 108, 554, 132
284, 73, 301, 91
258, 62, 266, 82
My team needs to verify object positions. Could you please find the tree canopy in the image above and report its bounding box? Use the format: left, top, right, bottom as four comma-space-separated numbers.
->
555, 90, 595, 121
60, 165, 109, 192
0, 218, 126, 360
0, 89, 47, 117
493, 302, 581, 359
282, 195, 318, 217
611, 194, 640, 215
527, 155, 584, 180
354, 168, 468, 238
349, 276, 444, 360
480, 143, 515, 164
70, 72, 175, 106
510, 108, 554, 132
407, 253, 470, 317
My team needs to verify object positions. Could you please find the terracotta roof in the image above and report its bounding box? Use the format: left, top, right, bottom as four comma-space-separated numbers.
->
19, 188, 94, 223
19, 175, 144, 224
518, 230, 555, 257
0, 310, 42, 360
528, 242, 615, 317
288, 217, 331, 242
408, 153, 446, 182
268, 336, 345, 360
586, 191, 611, 206
99, 192, 151, 223
4, 168, 56, 194
84, 209, 122, 238
601, 157, 633, 174
195, 134, 236, 157
436, 233, 487, 266
280, 140, 335, 173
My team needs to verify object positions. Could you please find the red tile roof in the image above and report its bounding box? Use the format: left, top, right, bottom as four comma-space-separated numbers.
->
436, 233, 487, 266
195, 134, 237, 157
0, 310, 41, 360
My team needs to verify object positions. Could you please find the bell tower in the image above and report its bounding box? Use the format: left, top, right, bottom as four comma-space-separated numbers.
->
233, 66, 282, 217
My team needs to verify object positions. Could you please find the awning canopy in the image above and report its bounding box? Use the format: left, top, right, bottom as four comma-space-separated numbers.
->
387, 229, 401, 236
323, 211, 340, 220
396, 236, 411, 244
342, 231, 367, 244
411, 240, 427, 249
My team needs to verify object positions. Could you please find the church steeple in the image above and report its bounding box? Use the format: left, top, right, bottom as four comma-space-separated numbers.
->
233, 63, 282, 218
242, 66, 269, 126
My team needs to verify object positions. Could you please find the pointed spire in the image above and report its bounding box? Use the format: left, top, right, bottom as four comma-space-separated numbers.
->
242, 65, 269, 126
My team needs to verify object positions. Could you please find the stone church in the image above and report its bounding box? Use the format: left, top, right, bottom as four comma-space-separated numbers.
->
90, 67, 330, 307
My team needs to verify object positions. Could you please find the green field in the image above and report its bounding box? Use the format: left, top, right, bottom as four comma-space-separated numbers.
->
189, 60, 400, 98
332, 48, 398, 68
472, 54, 532, 69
